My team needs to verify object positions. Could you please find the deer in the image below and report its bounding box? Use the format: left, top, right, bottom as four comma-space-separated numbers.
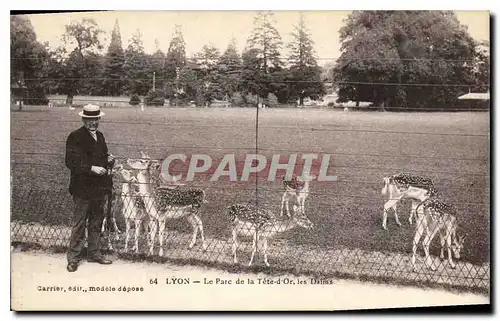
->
411, 197, 466, 271
100, 164, 123, 251
381, 172, 438, 230
280, 174, 316, 217
100, 201, 121, 251
127, 151, 208, 257
228, 203, 314, 267
109, 164, 156, 254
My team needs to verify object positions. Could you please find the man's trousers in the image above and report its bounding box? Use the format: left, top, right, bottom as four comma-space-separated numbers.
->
67, 195, 105, 264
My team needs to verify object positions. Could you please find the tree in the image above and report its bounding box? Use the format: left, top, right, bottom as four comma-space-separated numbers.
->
10, 15, 50, 104
239, 48, 263, 104
147, 45, 166, 98
164, 25, 187, 98
469, 40, 490, 93
175, 59, 201, 104
103, 19, 125, 96
245, 11, 283, 103
124, 29, 150, 95
218, 38, 242, 102
333, 11, 477, 109
60, 18, 103, 104
287, 13, 326, 105
194, 43, 223, 106
80, 51, 106, 96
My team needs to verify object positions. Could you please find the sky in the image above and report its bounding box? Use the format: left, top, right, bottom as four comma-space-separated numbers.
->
25, 11, 490, 66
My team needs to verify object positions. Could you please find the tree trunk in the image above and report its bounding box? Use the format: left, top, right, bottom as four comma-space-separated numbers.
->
299, 96, 304, 107
66, 95, 74, 106
241, 93, 248, 106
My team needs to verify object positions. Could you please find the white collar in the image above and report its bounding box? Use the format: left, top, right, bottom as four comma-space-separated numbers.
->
87, 129, 97, 140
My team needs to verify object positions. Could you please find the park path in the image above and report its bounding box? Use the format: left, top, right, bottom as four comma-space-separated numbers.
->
11, 251, 488, 311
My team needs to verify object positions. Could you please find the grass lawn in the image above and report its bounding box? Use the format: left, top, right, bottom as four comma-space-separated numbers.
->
11, 106, 490, 267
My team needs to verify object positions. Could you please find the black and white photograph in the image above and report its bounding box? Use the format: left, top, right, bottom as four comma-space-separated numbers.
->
9, 8, 491, 311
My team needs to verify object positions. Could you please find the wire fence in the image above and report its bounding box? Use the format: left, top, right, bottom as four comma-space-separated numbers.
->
13, 98, 490, 112
10, 177, 490, 293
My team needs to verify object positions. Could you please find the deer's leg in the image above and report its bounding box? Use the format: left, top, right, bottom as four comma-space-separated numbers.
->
232, 229, 238, 264
191, 213, 207, 250
124, 219, 131, 253
101, 217, 107, 235
100, 218, 111, 250
295, 197, 303, 215
280, 194, 285, 216
300, 196, 307, 215
186, 214, 199, 249
280, 193, 288, 217
113, 218, 121, 239
248, 232, 258, 266
107, 230, 113, 251
158, 217, 166, 257
439, 231, 446, 260
445, 226, 456, 269
147, 219, 157, 256
411, 216, 425, 271
393, 202, 402, 226
286, 199, 292, 217
263, 238, 270, 267
423, 225, 440, 271
409, 200, 418, 225
133, 219, 142, 254
383, 199, 398, 230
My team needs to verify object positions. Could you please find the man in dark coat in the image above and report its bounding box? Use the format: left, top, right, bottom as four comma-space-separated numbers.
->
65, 104, 115, 272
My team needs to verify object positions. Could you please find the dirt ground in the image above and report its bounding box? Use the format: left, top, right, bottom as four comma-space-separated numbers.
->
10, 250, 489, 311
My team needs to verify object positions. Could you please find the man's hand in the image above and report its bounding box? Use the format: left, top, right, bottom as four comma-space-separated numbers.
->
108, 154, 116, 164
91, 166, 107, 176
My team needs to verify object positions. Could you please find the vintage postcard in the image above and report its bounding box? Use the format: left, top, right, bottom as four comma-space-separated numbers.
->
10, 9, 490, 311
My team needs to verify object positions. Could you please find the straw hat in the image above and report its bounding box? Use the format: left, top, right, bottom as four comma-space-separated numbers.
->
78, 104, 105, 118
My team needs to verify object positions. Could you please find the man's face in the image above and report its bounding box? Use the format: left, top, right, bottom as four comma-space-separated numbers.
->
83, 117, 100, 132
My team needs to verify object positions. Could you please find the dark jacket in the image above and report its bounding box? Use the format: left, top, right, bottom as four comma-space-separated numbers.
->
65, 126, 112, 199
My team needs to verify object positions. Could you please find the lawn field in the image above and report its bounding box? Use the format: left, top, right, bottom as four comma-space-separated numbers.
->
11, 106, 490, 271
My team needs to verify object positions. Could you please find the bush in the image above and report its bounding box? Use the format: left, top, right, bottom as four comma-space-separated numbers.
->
145, 90, 165, 106
231, 92, 245, 107
267, 93, 278, 107
26, 85, 49, 105
129, 94, 141, 106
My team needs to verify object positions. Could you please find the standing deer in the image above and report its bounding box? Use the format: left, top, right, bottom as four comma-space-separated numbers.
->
112, 164, 153, 254
381, 172, 437, 230
280, 174, 316, 217
228, 203, 314, 267
411, 197, 466, 271
100, 164, 122, 251
127, 152, 207, 256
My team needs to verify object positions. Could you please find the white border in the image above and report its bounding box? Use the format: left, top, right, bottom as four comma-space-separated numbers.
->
3, 0, 496, 319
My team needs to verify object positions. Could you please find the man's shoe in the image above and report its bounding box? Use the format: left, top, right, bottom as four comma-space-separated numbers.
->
87, 257, 112, 265
67, 263, 78, 272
